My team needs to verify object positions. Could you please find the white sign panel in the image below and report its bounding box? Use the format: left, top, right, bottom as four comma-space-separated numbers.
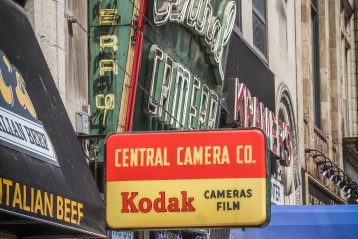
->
111, 231, 134, 239
0, 107, 58, 165
271, 177, 284, 205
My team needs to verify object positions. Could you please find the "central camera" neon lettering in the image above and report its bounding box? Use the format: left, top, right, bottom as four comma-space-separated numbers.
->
146, 45, 219, 130
153, 0, 237, 83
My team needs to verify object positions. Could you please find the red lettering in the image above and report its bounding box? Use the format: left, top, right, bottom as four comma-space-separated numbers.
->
259, 102, 267, 132
121, 192, 139, 213
168, 197, 180, 212
270, 112, 278, 155
153, 192, 167, 212
283, 125, 293, 166
253, 97, 260, 127
138, 198, 152, 213
181, 191, 195, 212
245, 89, 254, 127
278, 118, 284, 158
120, 191, 195, 213
236, 83, 246, 127
234, 80, 294, 163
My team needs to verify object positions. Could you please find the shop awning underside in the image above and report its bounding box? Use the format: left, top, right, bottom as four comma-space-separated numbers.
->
230, 205, 358, 239
0, 0, 105, 237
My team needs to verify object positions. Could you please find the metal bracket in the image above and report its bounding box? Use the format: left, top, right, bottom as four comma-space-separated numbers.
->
131, 15, 143, 44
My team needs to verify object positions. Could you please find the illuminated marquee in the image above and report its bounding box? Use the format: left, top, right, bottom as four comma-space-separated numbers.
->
96, 31, 118, 127
232, 79, 292, 166
0, 50, 57, 165
153, 0, 237, 83
89, 1, 140, 161
146, 45, 219, 129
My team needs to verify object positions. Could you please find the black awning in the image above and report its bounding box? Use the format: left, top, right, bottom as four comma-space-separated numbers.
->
0, 0, 105, 237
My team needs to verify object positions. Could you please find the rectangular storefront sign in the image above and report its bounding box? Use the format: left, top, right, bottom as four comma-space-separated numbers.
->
271, 177, 284, 205
111, 230, 134, 239
106, 129, 270, 229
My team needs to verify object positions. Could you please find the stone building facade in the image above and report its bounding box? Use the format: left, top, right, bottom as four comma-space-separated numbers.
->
12, 1, 358, 239
297, 0, 358, 205
24, 0, 88, 128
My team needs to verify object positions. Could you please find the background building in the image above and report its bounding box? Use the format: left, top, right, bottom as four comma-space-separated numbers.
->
297, 0, 358, 205
6, 0, 357, 238
223, 0, 300, 206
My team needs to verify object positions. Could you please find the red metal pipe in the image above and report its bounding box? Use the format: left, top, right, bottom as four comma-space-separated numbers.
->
124, 0, 147, 131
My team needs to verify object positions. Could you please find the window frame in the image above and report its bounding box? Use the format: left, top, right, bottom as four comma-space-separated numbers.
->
311, 0, 321, 129
235, 0, 242, 33
252, 0, 268, 60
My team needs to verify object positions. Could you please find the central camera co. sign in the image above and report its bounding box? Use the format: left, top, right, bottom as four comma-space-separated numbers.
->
106, 129, 270, 229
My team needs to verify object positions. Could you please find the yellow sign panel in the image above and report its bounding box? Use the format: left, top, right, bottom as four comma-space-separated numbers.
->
107, 178, 267, 229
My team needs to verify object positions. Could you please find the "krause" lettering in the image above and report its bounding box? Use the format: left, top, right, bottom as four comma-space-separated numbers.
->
234, 80, 293, 166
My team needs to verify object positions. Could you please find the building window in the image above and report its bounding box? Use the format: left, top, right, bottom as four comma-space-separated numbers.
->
341, 0, 354, 136
252, 0, 267, 57
277, 0, 288, 52
311, 0, 321, 129
342, 45, 350, 136
235, 0, 242, 31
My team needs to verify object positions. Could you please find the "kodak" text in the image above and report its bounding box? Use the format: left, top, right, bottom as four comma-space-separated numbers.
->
121, 191, 195, 213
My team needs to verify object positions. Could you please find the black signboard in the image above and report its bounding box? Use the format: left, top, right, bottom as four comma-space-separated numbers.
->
0, 0, 105, 237
224, 33, 275, 112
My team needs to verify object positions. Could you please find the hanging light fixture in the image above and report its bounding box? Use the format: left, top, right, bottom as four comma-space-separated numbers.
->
336, 177, 346, 189
305, 148, 358, 204
342, 184, 350, 193
337, 180, 345, 188
328, 168, 341, 182
346, 193, 353, 200
329, 174, 338, 182
321, 165, 331, 177
346, 193, 356, 200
